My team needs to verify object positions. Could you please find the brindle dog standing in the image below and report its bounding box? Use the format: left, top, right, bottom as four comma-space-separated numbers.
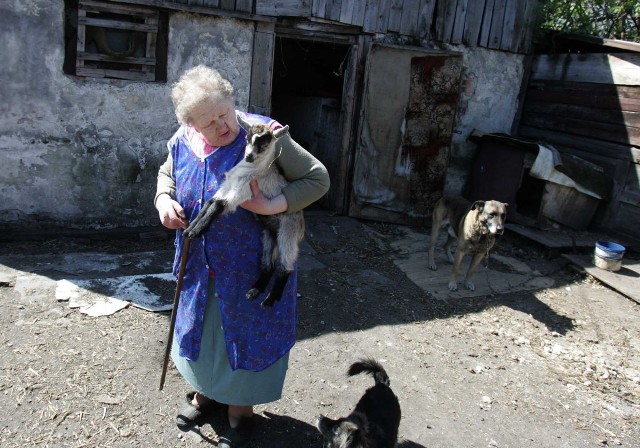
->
428, 196, 508, 291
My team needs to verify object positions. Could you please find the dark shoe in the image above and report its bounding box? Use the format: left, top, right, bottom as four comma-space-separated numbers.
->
175, 391, 224, 428
217, 417, 254, 448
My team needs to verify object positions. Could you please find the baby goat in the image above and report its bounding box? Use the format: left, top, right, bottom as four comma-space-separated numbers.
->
183, 114, 304, 308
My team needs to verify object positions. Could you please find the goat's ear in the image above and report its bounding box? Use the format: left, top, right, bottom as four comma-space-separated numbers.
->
236, 112, 252, 132
273, 125, 289, 139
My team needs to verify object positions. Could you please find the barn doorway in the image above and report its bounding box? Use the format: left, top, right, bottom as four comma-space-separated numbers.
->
270, 36, 354, 212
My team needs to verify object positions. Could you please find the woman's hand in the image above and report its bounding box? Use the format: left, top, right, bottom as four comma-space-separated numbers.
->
240, 180, 288, 215
156, 194, 187, 229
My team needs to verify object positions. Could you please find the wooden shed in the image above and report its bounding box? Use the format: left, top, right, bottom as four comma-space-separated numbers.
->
518, 33, 640, 245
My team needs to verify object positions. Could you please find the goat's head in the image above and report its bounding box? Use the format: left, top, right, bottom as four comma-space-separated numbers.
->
237, 113, 289, 163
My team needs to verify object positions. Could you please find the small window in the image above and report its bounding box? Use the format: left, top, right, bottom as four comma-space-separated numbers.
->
64, 0, 168, 82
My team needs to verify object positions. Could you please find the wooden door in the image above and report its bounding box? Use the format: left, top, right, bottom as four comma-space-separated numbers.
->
349, 43, 463, 224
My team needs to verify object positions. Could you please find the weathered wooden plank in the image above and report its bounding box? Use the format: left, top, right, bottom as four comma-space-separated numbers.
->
563, 254, 640, 305
506, 224, 596, 249
146, 16, 158, 59
219, 0, 235, 10
79, 17, 158, 32
518, 126, 640, 163
520, 114, 640, 147
202, 0, 221, 6
277, 18, 361, 36
249, 21, 275, 115
76, 67, 155, 81
339, 0, 355, 24
525, 87, 640, 112
527, 80, 640, 100
77, 10, 87, 71
450, 0, 468, 44
235, 0, 252, 12
275, 26, 354, 43
516, 0, 536, 54
435, 0, 458, 42
488, 0, 505, 49
187, 0, 204, 6
312, 0, 327, 18
256, 0, 311, 17
350, 0, 366, 26
523, 101, 640, 128
399, 0, 421, 36
116, 0, 274, 21
334, 40, 362, 212
325, 0, 342, 21
80, 0, 159, 17
499, 0, 519, 51
387, 0, 403, 33
478, 0, 495, 47
416, 0, 436, 39
462, 0, 485, 46
531, 54, 640, 85
78, 52, 156, 65
362, 0, 390, 33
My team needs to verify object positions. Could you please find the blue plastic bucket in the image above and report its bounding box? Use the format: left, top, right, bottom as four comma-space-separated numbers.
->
595, 241, 625, 260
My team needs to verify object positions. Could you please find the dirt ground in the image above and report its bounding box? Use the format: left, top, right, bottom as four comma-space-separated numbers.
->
1, 211, 639, 448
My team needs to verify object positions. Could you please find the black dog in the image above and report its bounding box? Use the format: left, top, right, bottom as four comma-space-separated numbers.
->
316, 358, 401, 448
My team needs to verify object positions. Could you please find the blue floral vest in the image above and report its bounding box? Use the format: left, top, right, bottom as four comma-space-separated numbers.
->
169, 113, 297, 372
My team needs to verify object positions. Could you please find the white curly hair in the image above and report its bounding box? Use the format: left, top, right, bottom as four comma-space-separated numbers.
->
171, 65, 235, 125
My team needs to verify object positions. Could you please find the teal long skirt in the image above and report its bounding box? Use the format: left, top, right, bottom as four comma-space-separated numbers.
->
171, 280, 289, 406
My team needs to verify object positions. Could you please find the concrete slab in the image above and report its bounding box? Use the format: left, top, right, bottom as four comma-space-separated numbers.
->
389, 226, 555, 300
563, 253, 640, 305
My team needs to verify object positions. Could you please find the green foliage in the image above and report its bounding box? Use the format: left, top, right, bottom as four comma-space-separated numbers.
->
539, 0, 640, 42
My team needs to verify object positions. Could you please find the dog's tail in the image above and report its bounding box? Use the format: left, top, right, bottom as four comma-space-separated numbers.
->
348, 358, 390, 386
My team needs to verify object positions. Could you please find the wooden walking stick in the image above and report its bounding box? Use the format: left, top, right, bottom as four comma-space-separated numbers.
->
159, 236, 191, 391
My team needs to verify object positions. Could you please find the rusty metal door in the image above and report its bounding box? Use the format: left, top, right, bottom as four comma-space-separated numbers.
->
348, 43, 462, 224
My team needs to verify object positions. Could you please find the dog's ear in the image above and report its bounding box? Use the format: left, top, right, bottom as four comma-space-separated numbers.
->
471, 200, 485, 211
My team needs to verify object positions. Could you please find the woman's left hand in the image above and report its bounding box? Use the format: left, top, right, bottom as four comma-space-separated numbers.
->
240, 180, 288, 215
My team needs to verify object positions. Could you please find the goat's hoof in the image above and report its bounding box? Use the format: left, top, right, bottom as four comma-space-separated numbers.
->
428, 264, 437, 271
261, 297, 275, 308
246, 288, 260, 300
183, 225, 202, 239
464, 280, 475, 291
448, 281, 458, 291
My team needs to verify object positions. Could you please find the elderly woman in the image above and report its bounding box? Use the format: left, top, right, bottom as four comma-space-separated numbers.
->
155, 65, 329, 447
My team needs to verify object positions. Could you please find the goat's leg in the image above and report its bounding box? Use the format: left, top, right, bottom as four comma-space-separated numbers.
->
261, 270, 292, 308
246, 268, 275, 300
261, 223, 300, 308
246, 230, 276, 300
184, 198, 227, 238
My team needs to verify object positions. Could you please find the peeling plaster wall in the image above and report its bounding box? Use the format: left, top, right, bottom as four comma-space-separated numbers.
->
444, 46, 525, 196
0, 1, 253, 230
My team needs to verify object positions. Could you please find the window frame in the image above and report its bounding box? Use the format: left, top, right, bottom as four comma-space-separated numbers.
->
65, 0, 167, 82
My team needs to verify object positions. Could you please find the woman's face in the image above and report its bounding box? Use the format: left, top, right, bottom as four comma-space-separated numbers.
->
190, 95, 239, 147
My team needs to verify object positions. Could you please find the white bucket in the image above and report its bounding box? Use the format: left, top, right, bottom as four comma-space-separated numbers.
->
594, 241, 625, 271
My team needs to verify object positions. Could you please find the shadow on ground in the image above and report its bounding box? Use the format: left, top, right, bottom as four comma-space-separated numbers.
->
179, 411, 424, 447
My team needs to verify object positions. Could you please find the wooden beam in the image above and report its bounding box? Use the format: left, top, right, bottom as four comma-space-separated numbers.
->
114, 0, 276, 22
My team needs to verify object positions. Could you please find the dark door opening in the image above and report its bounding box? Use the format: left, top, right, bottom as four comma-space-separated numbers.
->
271, 36, 351, 211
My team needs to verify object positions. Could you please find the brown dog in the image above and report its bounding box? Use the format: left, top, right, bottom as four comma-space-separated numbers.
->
428, 196, 508, 291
